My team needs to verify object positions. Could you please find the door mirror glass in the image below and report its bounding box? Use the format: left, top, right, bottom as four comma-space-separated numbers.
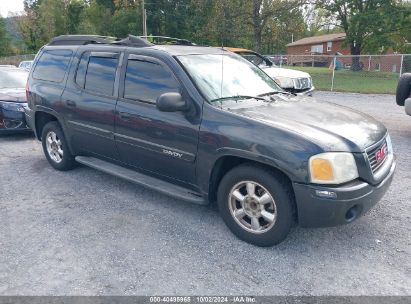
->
156, 92, 188, 112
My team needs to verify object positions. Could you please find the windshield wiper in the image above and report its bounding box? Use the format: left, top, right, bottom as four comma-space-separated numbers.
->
258, 91, 291, 97
210, 95, 268, 103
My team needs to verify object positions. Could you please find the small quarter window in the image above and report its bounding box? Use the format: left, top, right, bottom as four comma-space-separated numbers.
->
33, 50, 72, 82
124, 59, 180, 103
75, 52, 90, 88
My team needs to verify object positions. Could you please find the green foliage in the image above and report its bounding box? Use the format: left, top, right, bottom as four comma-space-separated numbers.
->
7, 0, 410, 56
318, 0, 409, 55
0, 18, 12, 56
67, 0, 85, 34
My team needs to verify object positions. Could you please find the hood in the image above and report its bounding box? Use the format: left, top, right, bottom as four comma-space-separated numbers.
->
262, 66, 310, 79
0, 88, 27, 103
223, 96, 386, 152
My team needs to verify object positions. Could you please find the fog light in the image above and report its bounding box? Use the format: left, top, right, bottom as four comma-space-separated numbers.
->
315, 190, 337, 199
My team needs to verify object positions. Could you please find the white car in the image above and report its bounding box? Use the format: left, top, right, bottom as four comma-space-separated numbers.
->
18, 60, 33, 71
226, 48, 314, 96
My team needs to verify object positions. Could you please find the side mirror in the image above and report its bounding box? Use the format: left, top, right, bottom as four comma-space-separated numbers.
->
156, 92, 188, 112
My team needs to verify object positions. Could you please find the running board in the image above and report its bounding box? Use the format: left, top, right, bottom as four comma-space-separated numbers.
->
75, 156, 206, 205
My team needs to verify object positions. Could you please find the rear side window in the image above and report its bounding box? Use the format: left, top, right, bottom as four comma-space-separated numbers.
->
84, 55, 118, 96
124, 59, 180, 103
33, 50, 72, 82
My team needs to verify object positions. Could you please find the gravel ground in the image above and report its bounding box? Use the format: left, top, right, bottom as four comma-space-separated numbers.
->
0, 91, 410, 296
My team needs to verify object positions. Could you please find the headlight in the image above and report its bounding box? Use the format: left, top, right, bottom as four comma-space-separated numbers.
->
0, 101, 26, 112
273, 76, 294, 88
309, 152, 359, 184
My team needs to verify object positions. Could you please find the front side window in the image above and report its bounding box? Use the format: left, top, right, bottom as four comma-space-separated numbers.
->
124, 59, 180, 103
177, 53, 281, 102
84, 55, 118, 96
33, 50, 72, 82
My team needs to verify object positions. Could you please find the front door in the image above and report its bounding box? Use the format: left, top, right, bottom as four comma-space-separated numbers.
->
114, 53, 200, 185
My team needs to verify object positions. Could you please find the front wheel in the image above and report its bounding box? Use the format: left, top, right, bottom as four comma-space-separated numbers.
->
41, 121, 76, 171
396, 73, 411, 106
217, 164, 294, 247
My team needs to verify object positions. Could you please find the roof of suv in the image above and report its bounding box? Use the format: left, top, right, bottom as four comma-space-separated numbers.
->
45, 35, 230, 56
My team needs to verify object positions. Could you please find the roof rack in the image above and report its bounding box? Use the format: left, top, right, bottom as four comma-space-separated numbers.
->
48, 35, 117, 46
112, 35, 154, 47
48, 34, 196, 47
48, 34, 154, 47
139, 36, 196, 46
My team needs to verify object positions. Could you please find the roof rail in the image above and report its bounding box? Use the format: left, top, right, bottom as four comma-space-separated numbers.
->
48, 34, 196, 47
112, 35, 154, 47
139, 36, 196, 46
48, 35, 117, 46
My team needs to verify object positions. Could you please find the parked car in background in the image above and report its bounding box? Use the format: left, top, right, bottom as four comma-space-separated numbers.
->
0, 65, 17, 68
18, 60, 33, 71
26, 35, 395, 246
0, 67, 31, 133
267, 55, 288, 66
225, 48, 314, 96
396, 73, 411, 116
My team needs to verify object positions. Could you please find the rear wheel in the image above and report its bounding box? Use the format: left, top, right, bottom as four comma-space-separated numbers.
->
41, 121, 76, 171
217, 164, 294, 247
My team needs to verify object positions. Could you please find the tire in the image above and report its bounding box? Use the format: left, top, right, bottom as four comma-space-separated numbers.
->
217, 164, 294, 247
41, 121, 76, 171
396, 73, 411, 106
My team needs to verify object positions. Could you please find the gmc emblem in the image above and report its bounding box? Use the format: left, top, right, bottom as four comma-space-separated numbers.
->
375, 145, 387, 163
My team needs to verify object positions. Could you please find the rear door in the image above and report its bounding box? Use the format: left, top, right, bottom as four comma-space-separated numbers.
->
114, 53, 200, 185
62, 50, 121, 159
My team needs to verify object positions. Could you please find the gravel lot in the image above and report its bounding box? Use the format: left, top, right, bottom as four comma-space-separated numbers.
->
0, 91, 410, 296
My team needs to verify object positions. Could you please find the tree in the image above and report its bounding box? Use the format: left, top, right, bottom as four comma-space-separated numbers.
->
318, 0, 409, 70
67, 0, 86, 34
0, 18, 12, 56
246, 0, 306, 52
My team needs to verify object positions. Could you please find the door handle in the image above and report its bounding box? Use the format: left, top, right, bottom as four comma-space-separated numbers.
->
119, 112, 132, 120
66, 100, 76, 107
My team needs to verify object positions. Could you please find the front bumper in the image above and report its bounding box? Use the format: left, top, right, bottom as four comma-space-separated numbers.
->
0, 103, 32, 133
293, 159, 396, 228
404, 98, 411, 116
292, 86, 315, 97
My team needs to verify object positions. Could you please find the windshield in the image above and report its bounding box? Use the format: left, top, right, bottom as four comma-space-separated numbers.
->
177, 53, 282, 102
0, 70, 28, 89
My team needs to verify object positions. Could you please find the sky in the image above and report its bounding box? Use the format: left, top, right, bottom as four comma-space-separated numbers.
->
0, 0, 24, 17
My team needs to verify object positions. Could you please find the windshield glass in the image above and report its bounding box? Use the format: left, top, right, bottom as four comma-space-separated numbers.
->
177, 53, 281, 102
0, 70, 28, 89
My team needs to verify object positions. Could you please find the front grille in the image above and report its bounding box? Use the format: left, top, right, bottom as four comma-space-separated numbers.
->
367, 140, 388, 173
295, 77, 311, 90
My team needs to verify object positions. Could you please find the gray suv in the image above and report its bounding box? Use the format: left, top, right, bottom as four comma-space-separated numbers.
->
25, 35, 395, 246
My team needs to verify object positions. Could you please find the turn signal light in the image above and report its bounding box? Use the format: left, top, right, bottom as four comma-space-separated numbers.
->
311, 158, 334, 181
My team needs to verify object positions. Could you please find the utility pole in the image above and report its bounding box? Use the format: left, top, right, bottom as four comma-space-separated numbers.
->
142, 0, 147, 36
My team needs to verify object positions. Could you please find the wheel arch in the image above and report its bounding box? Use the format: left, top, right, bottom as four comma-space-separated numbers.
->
34, 108, 76, 155
34, 110, 58, 141
208, 154, 295, 204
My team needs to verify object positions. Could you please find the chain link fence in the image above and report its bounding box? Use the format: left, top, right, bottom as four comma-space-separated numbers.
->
0, 54, 36, 67
265, 54, 411, 94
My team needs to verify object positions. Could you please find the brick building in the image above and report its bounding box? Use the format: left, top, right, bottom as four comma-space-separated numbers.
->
286, 33, 402, 73
287, 33, 348, 56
